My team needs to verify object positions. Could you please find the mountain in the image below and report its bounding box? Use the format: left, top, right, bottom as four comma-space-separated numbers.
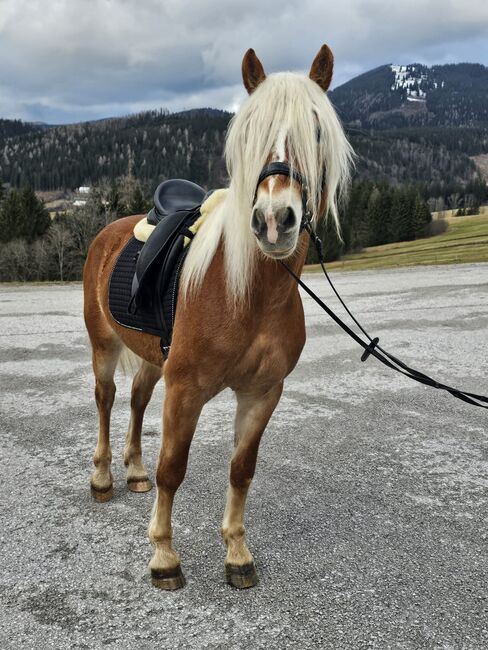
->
329, 62, 488, 192
330, 62, 488, 128
0, 63, 487, 202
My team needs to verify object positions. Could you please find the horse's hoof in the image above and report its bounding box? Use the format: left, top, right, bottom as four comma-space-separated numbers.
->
225, 562, 259, 589
127, 477, 152, 493
90, 483, 113, 503
151, 566, 186, 590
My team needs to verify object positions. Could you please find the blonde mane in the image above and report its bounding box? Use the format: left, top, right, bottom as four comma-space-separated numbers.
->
181, 72, 354, 302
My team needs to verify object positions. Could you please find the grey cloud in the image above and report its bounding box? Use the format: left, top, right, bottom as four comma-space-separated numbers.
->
0, 0, 487, 122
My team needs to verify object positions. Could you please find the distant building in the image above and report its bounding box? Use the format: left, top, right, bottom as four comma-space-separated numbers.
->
77, 186, 91, 194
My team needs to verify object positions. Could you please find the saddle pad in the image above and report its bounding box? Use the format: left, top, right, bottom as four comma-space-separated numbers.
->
133, 188, 228, 243
108, 236, 187, 347
134, 218, 155, 242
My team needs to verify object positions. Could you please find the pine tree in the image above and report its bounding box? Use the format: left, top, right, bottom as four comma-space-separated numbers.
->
322, 217, 343, 262
367, 187, 383, 246
391, 187, 416, 242
129, 184, 147, 214
0, 189, 23, 242
306, 217, 343, 264
377, 185, 393, 244
189, 150, 208, 185
107, 179, 123, 218
19, 186, 51, 242
413, 194, 432, 238
344, 181, 373, 250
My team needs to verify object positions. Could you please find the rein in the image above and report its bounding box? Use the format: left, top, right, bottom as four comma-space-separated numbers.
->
256, 162, 488, 410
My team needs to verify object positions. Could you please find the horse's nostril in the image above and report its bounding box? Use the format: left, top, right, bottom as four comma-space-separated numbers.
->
251, 208, 265, 236
281, 207, 296, 232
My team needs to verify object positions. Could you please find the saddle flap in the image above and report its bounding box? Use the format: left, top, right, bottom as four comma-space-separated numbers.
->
130, 207, 200, 310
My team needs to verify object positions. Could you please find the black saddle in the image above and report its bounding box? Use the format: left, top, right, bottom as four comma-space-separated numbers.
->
147, 179, 207, 225
109, 179, 208, 357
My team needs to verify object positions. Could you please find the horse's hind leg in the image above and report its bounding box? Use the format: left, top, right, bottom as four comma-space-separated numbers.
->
124, 360, 161, 493
222, 382, 283, 588
90, 336, 121, 502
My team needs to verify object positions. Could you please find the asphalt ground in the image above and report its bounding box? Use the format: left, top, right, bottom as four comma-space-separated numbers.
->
0, 263, 487, 649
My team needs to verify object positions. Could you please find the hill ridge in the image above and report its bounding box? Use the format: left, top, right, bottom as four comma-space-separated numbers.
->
0, 63, 486, 197
330, 61, 488, 128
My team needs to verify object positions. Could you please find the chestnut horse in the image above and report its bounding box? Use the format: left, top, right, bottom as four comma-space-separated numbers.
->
83, 45, 353, 589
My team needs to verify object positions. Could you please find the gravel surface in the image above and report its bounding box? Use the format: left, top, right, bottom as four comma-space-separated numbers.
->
0, 264, 487, 649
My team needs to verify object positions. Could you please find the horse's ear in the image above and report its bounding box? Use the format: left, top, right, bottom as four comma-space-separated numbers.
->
309, 44, 334, 92
242, 49, 266, 94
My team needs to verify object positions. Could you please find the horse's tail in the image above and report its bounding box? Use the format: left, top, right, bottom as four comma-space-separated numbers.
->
118, 345, 143, 375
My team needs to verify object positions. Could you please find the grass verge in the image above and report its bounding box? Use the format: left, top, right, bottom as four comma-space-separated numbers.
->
306, 213, 488, 273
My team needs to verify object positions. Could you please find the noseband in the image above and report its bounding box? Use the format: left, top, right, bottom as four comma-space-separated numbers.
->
255, 161, 315, 230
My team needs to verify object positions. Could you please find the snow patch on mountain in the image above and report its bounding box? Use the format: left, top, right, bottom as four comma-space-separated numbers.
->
390, 64, 444, 102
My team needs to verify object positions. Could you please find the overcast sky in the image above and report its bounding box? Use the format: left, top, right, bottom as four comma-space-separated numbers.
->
1, 0, 487, 124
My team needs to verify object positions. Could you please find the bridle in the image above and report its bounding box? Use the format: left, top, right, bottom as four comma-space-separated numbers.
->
254, 161, 488, 410
254, 161, 316, 231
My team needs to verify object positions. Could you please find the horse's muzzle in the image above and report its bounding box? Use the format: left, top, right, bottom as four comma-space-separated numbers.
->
251, 205, 299, 257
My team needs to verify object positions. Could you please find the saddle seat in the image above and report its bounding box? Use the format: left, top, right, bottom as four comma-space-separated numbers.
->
147, 178, 207, 225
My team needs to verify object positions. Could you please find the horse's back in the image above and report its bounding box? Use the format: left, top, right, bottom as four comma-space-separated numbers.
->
85, 215, 141, 272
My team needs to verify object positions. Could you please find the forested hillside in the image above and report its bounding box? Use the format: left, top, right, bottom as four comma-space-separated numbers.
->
0, 62, 487, 212
0, 118, 46, 139
0, 111, 485, 210
351, 128, 479, 185
0, 109, 230, 191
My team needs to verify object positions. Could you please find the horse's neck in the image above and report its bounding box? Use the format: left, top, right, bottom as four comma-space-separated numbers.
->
251, 232, 309, 310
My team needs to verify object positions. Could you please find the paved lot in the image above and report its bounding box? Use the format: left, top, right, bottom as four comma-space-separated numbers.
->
0, 264, 487, 649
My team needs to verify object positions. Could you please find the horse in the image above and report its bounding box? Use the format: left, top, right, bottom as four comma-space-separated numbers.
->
83, 44, 353, 590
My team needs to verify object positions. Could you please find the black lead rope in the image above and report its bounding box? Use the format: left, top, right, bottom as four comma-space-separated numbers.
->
254, 161, 487, 409
281, 225, 488, 410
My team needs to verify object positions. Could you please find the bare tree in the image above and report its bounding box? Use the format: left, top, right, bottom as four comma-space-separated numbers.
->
0, 239, 29, 281
31, 238, 50, 281
47, 222, 73, 281
68, 190, 114, 266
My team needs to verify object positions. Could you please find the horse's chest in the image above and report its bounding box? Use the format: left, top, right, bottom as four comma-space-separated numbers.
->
228, 309, 306, 389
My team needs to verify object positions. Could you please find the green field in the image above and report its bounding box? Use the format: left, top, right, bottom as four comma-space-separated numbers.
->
307, 213, 488, 273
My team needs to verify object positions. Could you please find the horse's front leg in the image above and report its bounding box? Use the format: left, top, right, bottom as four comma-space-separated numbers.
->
148, 379, 204, 590
222, 382, 283, 588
